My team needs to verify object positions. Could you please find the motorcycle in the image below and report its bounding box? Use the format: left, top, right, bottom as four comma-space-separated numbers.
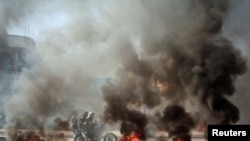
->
73, 121, 117, 141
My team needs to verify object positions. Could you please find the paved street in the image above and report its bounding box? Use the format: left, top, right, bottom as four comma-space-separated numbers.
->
0, 129, 206, 141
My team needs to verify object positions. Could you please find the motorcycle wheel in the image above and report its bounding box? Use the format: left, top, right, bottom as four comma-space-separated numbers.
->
103, 133, 117, 141
74, 134, 87, 141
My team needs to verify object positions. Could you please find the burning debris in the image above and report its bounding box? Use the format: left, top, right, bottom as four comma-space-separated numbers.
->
102, 91, 147, 140
172, 134, 191, 141
119, 121, 143, 141
16, 130, 67, 141
53, 117, 70, 130
16, 131, 43, 141
156, 105, 195, 139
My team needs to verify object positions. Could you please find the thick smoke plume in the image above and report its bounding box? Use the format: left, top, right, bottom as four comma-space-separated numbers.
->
102, 0, 247, 138
223, 0, 250, 124
0, 0, 248, 141
103, 87, 148, 139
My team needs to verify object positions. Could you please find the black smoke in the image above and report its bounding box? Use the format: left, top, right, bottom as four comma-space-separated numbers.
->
156, 105, 195, 137
103, 86, 148, 139
102, 0, 247, 138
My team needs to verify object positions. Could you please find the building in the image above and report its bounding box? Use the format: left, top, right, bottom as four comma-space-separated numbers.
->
0, 35, 40, 127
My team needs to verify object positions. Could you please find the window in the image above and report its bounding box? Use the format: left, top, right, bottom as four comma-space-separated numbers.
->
0, 49, 31, 72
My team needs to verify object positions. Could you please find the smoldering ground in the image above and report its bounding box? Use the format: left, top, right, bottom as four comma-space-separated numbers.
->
0, 0, 249, 141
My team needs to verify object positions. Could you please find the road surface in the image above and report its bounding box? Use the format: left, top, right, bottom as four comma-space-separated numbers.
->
0, 129, 206, 141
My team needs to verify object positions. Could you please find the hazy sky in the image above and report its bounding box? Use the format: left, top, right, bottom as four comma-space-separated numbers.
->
6, 0, 250, 49
7, 7, 70, 41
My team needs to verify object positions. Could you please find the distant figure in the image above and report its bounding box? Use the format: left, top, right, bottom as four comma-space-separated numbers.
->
69, 115, 79, 134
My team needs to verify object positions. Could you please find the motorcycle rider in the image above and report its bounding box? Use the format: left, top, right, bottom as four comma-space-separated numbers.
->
78, 111, 89, 132
71, 111, 99, 139
73, 111, 117, 141
86, 112, 95, 125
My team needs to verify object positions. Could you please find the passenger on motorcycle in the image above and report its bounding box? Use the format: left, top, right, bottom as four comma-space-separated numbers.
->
79, 111, 89, 130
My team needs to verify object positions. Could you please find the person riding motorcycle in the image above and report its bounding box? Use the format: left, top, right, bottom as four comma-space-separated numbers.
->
72, 111, 117, 141
86, 112, 95, 125
70, 111, 90, 135
79, 111, 89, 130
77, 111, 97, 134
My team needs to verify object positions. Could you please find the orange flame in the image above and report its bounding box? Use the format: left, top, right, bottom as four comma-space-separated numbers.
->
198, 121, 207, 133
120, 131, 142, 141
27, 135, 40, 141
176, 138, 183, 141
173, 134, 191, 141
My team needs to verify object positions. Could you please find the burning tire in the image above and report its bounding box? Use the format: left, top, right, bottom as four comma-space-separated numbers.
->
103, 133, 117, 141
74, 134, 87, 141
